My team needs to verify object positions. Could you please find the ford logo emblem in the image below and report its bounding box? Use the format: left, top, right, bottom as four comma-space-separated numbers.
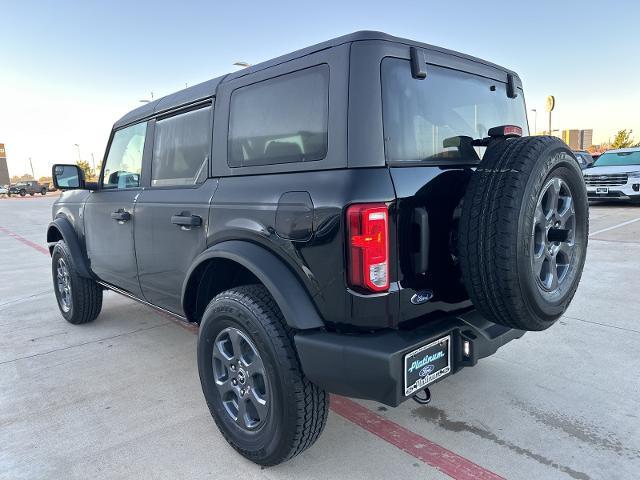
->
411, 290, 434, 305
599, 175, 608, 180
419, 365, 435, 377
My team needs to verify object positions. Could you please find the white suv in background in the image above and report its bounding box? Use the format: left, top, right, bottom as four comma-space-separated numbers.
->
583, 148, 640, 202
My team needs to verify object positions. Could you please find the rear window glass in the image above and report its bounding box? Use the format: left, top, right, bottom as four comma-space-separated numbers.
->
228, 65, 329, 167
381, 58, 528, 164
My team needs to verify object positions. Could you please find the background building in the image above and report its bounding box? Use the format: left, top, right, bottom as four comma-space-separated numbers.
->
561, 129, 593, 150
0, 144, 10, 185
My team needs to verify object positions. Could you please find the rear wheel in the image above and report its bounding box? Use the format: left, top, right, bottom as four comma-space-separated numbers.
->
458, 136, 588, 331
51, 241, 103, 324
197, 285, 328, 466
19, 189, 26, 197
41, 188, 47, 195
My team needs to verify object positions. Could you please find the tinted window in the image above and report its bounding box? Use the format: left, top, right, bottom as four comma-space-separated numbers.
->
102, 122, 146, 189
152, 106, 212, 186
228, 65, 329, 167
594, 151, 640, 166
382, 58, 528, 163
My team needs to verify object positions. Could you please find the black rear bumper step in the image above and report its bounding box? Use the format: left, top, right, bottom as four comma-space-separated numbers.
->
295, 311, 525, 407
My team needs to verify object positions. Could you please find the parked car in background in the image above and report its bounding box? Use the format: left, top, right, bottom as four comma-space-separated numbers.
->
0, 185, 8, 197
8, 180, 49, 196
583, 147, 640, 202
573, 150, 595, 169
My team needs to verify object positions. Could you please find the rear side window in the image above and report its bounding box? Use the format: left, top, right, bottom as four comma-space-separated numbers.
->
228, 65, 329, 167
381, 58, 528, 164
152, 106, 212, 186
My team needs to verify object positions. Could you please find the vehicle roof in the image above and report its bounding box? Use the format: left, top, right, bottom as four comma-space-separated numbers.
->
601, 147, 640, 153
114, 30, 521, 129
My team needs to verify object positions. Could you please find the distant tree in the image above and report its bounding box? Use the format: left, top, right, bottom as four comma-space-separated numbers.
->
76, 160, 93, 179
11, 173, 34, 183
39, 176, 52, 184
610, 129, 640, 149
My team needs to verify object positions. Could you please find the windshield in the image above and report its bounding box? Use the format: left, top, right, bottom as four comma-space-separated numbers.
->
381, 58, 528, 164
593, 151, 640, 167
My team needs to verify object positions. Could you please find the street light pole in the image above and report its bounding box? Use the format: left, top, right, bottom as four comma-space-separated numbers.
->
73, 143, 82, 162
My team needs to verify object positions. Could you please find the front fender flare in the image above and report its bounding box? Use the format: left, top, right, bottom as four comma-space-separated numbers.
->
47, 217, 92, 278
182, 241, 324, 330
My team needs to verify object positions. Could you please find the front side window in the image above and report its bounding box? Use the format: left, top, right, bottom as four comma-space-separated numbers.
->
382, 58, 528, 164
152, 106, 212, 186
228, 64, 329, 167
102, 122, 146, 189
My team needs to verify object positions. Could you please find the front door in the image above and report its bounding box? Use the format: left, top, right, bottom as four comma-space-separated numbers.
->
134, 103, 215, 314
84, 121, 149, 296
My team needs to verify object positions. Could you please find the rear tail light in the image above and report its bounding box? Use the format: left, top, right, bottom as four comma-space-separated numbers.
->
488, 125, 523, 137
347, 203, 389, 292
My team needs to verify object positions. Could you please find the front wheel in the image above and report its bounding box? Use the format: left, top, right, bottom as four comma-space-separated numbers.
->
197, 285, 328, 466
51, 241, 103, 324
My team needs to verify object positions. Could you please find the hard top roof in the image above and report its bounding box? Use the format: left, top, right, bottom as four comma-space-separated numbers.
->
114, 30, 520, 129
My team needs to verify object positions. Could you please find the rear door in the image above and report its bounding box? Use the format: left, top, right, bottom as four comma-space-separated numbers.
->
84, 121, 149, 296
134, 102, 215, 314
378, 52, 529, 321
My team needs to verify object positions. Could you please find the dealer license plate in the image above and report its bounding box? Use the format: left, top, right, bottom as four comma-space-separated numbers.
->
596, 187, 609, 194
404, 335, 451, 396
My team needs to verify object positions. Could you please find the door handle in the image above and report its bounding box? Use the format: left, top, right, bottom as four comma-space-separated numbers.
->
111, 210, 131, 222
171, 213, 202, 227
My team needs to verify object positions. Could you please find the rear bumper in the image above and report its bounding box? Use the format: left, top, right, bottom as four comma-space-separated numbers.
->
295, 311, 524, 407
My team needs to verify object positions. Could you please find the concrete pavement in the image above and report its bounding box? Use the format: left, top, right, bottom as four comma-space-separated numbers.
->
1, 196, 639, 480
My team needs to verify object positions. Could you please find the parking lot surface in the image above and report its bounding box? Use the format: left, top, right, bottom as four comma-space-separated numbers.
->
1, 196, 639, 480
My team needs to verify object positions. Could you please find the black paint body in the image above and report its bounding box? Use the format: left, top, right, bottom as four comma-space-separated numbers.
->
48, 31, 528, 405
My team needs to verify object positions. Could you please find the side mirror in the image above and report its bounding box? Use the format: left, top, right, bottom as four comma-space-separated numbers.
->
52, 164, 90, 190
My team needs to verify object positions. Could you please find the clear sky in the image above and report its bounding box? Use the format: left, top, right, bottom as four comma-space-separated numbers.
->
1, 0, 638, 178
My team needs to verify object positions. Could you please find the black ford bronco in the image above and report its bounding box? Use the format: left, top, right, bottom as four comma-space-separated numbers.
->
48, 31, 588, 465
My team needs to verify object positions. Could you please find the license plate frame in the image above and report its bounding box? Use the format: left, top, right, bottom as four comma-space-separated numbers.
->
404, 335, 451, 396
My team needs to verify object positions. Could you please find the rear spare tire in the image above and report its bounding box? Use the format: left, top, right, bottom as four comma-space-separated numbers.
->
458, 136, 588, 331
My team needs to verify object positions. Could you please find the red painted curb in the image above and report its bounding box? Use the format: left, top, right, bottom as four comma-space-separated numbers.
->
1, 224, 505, 480
0, 226, 50, 255
331, 396, 505, 480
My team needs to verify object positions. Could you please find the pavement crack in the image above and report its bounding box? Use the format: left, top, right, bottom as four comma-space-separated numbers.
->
563, 315, 640, 335
0, 290, 51, 309
411, 406, 591, 480
0, 322, 171, 365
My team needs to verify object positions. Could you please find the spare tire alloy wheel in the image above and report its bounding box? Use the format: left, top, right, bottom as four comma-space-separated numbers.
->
212, 327, 269, 430
458, 136, 588, 331
532, 177, 576, 294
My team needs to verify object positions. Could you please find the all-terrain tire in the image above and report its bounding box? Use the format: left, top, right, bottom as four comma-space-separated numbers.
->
51, 241, 103, 324
458, 136, 588, 331
197, 285, 328, 466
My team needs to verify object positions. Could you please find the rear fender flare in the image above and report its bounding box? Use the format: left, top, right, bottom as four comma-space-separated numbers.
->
182, 241, 324, 330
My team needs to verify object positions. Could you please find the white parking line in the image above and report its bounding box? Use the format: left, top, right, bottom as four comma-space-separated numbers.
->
589, 217, 640, 237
